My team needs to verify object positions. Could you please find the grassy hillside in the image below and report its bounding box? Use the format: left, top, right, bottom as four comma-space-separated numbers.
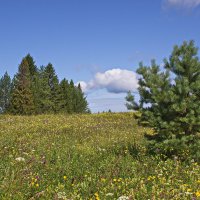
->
0, 113, 200, 199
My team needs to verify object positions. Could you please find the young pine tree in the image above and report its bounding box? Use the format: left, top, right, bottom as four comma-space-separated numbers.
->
0, 72, 12, 113
10, 58, 35, 115
137, 41, 200, 160
125, 91, 139, 111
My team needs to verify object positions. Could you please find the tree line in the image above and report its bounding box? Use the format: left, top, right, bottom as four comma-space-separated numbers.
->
0, 54, 90, 115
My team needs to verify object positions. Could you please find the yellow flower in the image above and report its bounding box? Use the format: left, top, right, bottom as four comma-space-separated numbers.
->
31, 182, 34, 186
197, 180, 200, 184
196, 191, 200, 197
94, 192, 99, 196
94, 192, 100, 200
187, 189, 192, 192
36, 183, 39, 187
63, 176, 67, 180
118, 178, 122, 182
101, 178, 106, 182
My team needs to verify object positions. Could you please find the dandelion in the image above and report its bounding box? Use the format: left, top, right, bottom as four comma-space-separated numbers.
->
113, 178, 117, 182
94, 192, 100, 200
63, 176, 67, 180
196, 191, 200, 197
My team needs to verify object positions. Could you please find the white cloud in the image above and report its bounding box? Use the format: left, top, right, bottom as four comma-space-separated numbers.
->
164, 0, 200, 8
77, 68, 138, 93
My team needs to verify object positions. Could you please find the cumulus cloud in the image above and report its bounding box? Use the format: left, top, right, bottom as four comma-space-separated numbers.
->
77, 68, 138, 93
164, 0, 200, 8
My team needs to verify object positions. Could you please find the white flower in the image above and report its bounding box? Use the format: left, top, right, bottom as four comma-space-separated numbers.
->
118, 196, 129, 200
15, 157, 25, 162
57, 192, 67, 199
106, 193, 114, 196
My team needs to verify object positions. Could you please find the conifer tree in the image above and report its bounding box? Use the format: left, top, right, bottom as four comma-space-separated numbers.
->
43, 63, 60, 113
74, 83, 89, 113
125, 91, 139, 111
25, 54, 38, 77
59, 78, 70, 113
24, 54, 39, 111
0, 72, 12, 113
34, 66, 52, 113
137, 41, 200, 160
68, 80, 75, 113
10, 58, 35, 115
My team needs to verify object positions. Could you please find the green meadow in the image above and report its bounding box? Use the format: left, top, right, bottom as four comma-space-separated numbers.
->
0, 113, 200, 199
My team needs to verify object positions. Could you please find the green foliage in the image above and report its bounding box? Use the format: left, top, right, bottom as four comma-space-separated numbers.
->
137, 41, 200, 161
0, 54, 89, 115
10, 58, 35, 115
125, 91, 139, 110
73, 83, 89, 113
43, 63, 61, 113
0, 72, 12, 113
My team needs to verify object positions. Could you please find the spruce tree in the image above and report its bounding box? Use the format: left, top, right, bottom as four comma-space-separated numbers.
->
74, 83, 89, 113
59, 78, 70, 113
35, 66, 52, 114
137, 41, 200, 160
25, 54, 38, 77
43, 63, 60, 113
0, 72, 12, 113
24, 54, 39, 112
68, 80, 75, 113
10, 58, 35, 115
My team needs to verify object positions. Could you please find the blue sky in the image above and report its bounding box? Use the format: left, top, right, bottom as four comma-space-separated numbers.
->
0, 0, 200, 112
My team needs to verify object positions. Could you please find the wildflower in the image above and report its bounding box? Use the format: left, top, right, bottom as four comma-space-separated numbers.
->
118, 178, 122, 182
101, 178, 106, 182
15, 157, 25, 162
106, 193, 114, 196
57, 192, 67, 200
36, 183, 39, 187
63, 176, 67, 180
31, 182, 35, 186
94, 192, 100, 200
118, 196, 129, 200
196, 191, 200, 197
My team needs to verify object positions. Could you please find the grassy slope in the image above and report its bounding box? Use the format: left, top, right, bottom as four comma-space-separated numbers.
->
0, 113, 200, 200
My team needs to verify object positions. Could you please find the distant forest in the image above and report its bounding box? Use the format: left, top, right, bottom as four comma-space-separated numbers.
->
0, 54, 90, 115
